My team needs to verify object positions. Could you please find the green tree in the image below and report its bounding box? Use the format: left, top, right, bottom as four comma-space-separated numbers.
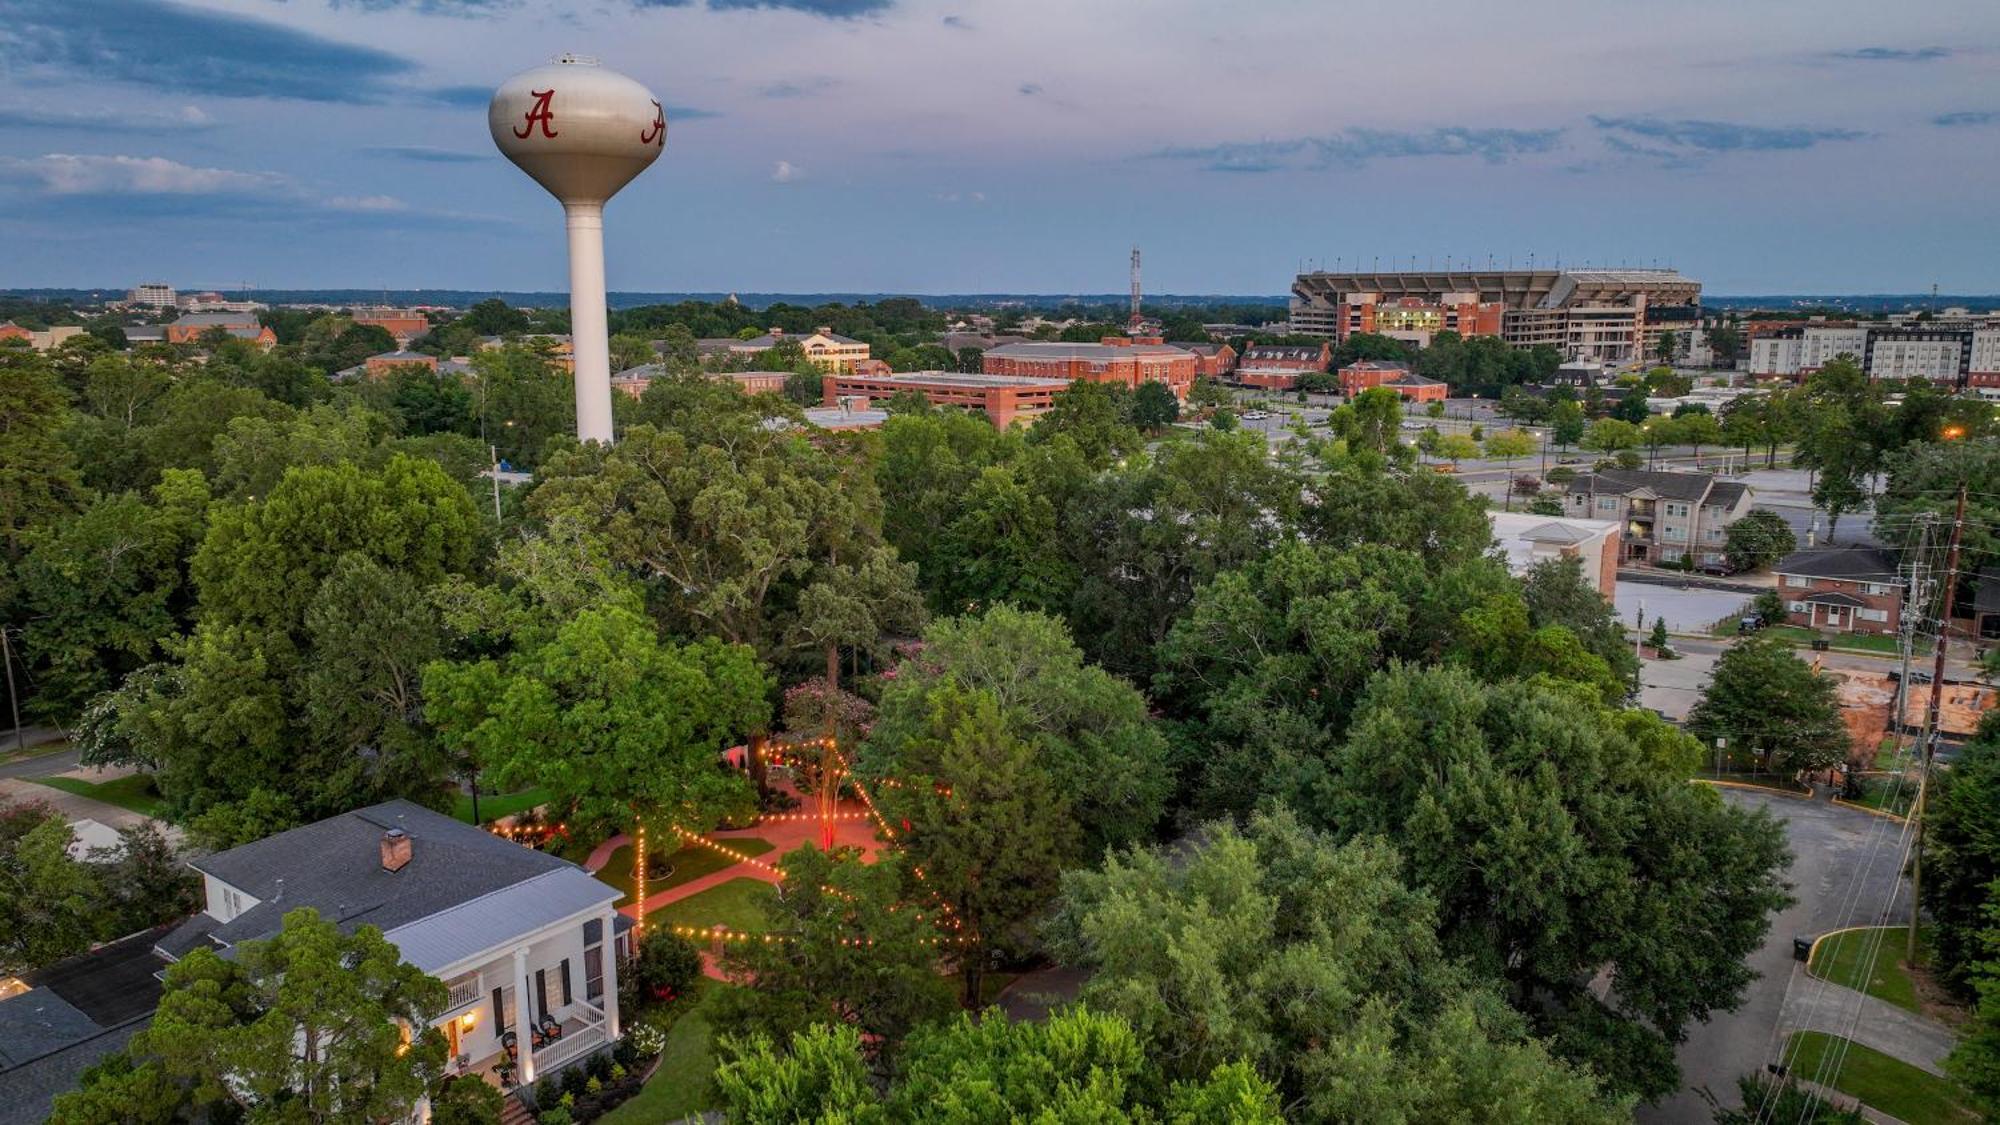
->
1610, 393, 1651, 424
1875, 438, 2000, 580
1677, 410, 1722, 464
1582, 418, 1641, 456
1549, 399, 1587, 451
47, 1051, 191, 1125
1436, 432, 1480, 469
0, 349, 84, 573
1722, 509, 1798, 572
0, 804, 101, 972
714, 845, 954, 1053
1485, 428, 1538, 507
1130, 379, 1181, 430
1520, 556, 1640, 686
1924, 719, 2000, 994
717, 1008, 1283, 1124
1028, 382, 1141, 468
18, 471, 209, 719
869, 687, 1076, 1006
1325, 386, 1405, 460
425, 605, 770, 837
133, 907, 448, 1123
1947, 881, 2000, 1116
1320, 665, 1792, 1100
1047, 810, 1629, 1123
1687, 635, 1849, 773
865, 605, 1169, 857
1710, 1073, 1863, 1124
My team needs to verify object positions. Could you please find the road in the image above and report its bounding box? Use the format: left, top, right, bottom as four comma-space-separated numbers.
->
1643, 791, 1912, 1124
0, 739, 81, 780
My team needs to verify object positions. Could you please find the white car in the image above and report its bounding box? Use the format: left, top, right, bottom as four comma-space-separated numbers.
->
1242, 410, 1270, 421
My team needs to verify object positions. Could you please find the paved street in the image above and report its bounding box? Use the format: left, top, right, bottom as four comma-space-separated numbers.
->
0, 741, 83, 780
1781, 973, 1956, 1077
1644, 792, 1913, 1125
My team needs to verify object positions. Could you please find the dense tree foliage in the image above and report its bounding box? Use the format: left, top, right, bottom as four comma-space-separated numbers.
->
1924, 716, 2000, 996
1687, 635, 1849, 773
717, 1007, 1282, 1124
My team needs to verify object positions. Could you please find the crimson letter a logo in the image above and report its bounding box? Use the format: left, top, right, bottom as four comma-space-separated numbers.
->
513, 89, 558, 139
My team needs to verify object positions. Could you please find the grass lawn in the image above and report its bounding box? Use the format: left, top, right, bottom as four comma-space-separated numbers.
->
1755, 625, 1931, 657
1695, 770, 1810, 795
596, 837, 777, 908
598, 979, 739, 1125
449, 787, 551, 824
31, 773, 168, 818
1783, 1031, 1980, 1123
1809, 926, 1928, 1015
650, 877, 777, 934
1851, 778, 1917, 818
978, 971, 1021, 1008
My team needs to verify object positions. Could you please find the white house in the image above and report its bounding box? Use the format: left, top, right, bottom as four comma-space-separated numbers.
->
155, 800, 628, 1096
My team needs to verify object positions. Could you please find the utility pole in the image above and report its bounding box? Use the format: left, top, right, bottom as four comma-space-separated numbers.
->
0, 626, 24, 756
1909, 482, 1968, 961
489, 444, 504, 522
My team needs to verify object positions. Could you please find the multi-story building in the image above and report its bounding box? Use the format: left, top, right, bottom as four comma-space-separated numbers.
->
1561, 468, 1753, 567
352, 306, 434, 343
1771, 547, 1904, 636
1970, 328, 2000, 398
610, 366, 790, 399
1747, 322, 1976, 386
125, 282, 177, 310
1337, 360, 1448, 403
1170, 342, 1236, 380
155, 801, 628, 1091
1489, 510, 1620, 597
1291, 268, 1699, 363
1237, 342, 1329, 388
822, 370, 1074, 428
982, 337, 1197, 398
177, 292, 265, 314
728, 327, 871, 374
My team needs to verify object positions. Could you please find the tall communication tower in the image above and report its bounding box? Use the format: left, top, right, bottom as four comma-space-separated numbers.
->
1129, 246, 1143, 330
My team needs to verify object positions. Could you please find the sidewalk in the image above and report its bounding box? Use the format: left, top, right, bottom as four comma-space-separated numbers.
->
1778, 976, 1958, 1077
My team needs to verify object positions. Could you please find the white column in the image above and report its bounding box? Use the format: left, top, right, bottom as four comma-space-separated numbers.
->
600, 911, 621, 1039
564, 201, 614, 445
514, 946, 536, 1084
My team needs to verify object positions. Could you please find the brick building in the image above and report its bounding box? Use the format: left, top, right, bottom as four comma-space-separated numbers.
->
1170, 342, 1236, 380
1772, 547, 1904, 636
730, 327, 871, 374
822, 370, 1072, 428
1236, 342, 1328, 391
982, 338, 1196, 399
363, 350, 438, 379
1336, 361, 1448, 403
351, 307, 433, 343
130, 313, 276, 348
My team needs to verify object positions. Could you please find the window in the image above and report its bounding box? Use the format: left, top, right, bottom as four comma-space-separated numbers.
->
560, 959, 573, 1007
1665, 526, 1685, 540
1864, 583, 1891, 596
585, 946, 604, 1001
1597, 498, 1618, 512
1784, 574, 1806, 588
1859, 608, 1889, 623
583, 918, 603, 945
1788, 601, 1807, 613
1664, 502, 1689, 517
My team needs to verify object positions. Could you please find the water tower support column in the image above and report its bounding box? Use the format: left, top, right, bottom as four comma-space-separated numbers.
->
565, 201, 615, 444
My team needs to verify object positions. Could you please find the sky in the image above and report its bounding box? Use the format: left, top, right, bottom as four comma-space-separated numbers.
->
2, 0, 1997, 296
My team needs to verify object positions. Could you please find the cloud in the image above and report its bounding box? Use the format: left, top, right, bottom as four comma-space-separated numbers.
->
0, 154, 290, 197
1933, 110, 1998, 127
771, 160, 802, 183
934, 190, 985, 203
0, 102, 215, 132
665, 104, 722, 120
706, 0, 892, 14
1153, 127, 1563, 173
1828, 46, 1950, 62
324, 194, 412, 212
757, 77, 839, 99
325, 0, 515, 13
5, 0, 424, 103
421, 85, 496, 109
364, 146, 490, 163
1018, 83, 1043, 96
1589, 115, 1865, 166
941, 14, 970, 29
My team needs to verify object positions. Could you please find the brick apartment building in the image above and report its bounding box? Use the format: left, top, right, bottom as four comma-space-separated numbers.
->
1236, 342, 1329, 391
351, 307, 433, 343
1561, 468, 1753, 567
610, 365, 790, 399
982, 338, 1196, 398
363, 350, 438, 379
1772, 547, 1904, 636
823, 370, 1071, 428
1171, 342, 1236, 380
1337, 360, 1447, 403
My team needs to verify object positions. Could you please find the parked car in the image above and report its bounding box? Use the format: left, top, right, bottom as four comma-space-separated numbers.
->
1737, 615, 1764, 634
1242, 410, 1270, 421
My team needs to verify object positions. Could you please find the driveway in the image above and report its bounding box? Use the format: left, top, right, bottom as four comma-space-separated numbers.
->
1643, 792, 1912, 1124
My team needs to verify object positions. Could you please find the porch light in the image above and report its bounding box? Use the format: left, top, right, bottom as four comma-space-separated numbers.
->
461, 1012, 477, 1031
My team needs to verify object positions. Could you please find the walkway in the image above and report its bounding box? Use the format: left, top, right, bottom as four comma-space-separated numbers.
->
1779, 977, 1958, 1078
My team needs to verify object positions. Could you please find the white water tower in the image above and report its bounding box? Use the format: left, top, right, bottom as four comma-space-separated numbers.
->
490, 55, 665, 444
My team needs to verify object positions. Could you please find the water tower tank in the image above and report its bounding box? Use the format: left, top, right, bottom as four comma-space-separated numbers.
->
490, 55, 666, 444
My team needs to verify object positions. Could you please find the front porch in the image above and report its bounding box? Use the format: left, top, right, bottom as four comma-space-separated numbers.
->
429, 914, 624, 1089
451, 1007, 611, 1090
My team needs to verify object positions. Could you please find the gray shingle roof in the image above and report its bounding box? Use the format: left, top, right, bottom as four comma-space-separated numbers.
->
176, 800, 582, 951
1563, 468, 1722, 502
0, 992, 100, 1071
1774, 547, 1900, 584
1977, 570, 2000, 616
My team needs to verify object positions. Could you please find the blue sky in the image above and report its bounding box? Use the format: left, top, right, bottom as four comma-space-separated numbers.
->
1, 0, 1997, 294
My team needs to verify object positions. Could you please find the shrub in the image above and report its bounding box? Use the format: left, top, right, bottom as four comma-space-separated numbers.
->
631, 934, 702, 1006
610, 1062, 627, 1081
585, 1077, 602, 1095
629, 1021, 666, 1056
612, 1037, 640, 1068
537, 1107, 572, 1125
432, 1075, 506, 1125
585, 1052, 613, 1081
561, 1066, 588, 1098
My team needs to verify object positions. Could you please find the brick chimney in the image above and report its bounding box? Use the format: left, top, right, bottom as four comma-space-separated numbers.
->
768, 327, 784, 339
380, 827, 412, 872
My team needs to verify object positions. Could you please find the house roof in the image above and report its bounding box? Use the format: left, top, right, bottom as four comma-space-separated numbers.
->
738, 329, 864, 348
174, 312, 259, 328
368, 350, 433, 363
1339, 360, 1410, 373
174, 800, 595, 955
1169, 342, 1228, 357
0, 992, 100, 1072
1804, 591, 1868, 608
1386, 372, 1445, 387
1563, 468, 1725, 502
1242, 344, 1322, 362
1775, 546, 1901, 585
